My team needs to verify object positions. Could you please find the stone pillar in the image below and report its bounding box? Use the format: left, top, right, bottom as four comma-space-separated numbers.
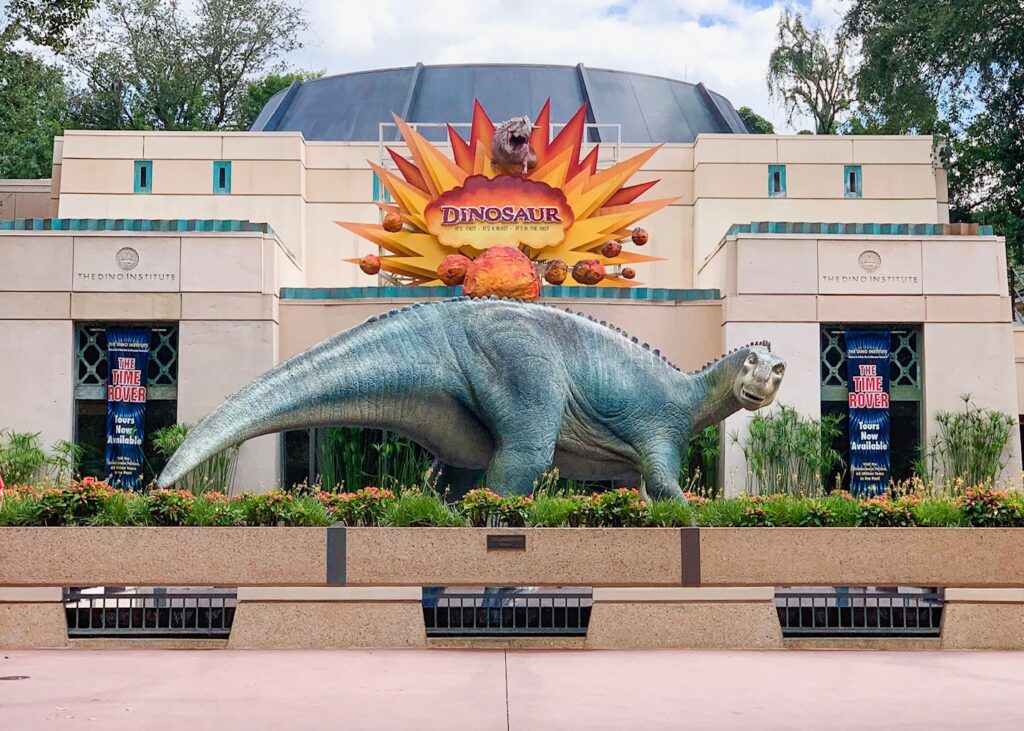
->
0, 588, 67, 649
941, 588, 1024, 650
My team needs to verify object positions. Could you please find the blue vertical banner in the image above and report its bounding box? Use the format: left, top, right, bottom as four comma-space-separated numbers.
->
105, 326, 151, 490
846, 330, 891, 495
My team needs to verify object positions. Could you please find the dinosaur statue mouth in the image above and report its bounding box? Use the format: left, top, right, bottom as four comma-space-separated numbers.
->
740, 387, 767, 406
509, 133, 528, 150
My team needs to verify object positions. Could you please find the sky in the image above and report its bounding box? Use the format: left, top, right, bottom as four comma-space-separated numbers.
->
288, 0, 851, 132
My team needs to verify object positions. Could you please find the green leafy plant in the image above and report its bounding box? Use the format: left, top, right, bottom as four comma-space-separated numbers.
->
732, 404, 845, 496
239, 490, 301, 526
460, 488, 505, 527
925, 396, 1015, 489
526, 496, 578, 527
318, 487, 396, 526
498, 495, 532, 528
911, 498, 967, 527
693, 497, 748, 527
317, 427, 432, 491
820, 491, 863, 526
147, 489, 196, 526
646, 499, 695, 527
90, 489, 151, 526
857, 495, 914, 527
0, 430, 49, 485
184, 492, 245, 527
0, 485, 43, 526
958, 486, 1024, 527
37, 477, 113, 525
592, 488, 649, 527
380, 490, 464, 527
681, 425, 720, 497
151, 423, 239, 495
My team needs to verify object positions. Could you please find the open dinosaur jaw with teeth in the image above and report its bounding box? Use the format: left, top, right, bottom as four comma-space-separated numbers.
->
740, 387, 767, 406
509, 133, 528, 150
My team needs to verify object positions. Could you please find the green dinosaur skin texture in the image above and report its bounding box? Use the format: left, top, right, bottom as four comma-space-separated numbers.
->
156, 298, 785, 499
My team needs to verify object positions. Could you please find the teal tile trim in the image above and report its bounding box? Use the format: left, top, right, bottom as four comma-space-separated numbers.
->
213, 161, 232, 194
725, 222, 996, 237
0, 218, 274, 233
134, 160, 152, 193
768, 164, 786, 197
279, 287, 722, 302
843, 165, 863, 198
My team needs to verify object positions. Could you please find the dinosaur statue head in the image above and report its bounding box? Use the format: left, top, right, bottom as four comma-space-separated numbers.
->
492, 116, 537, 173
731, 343, 786, 410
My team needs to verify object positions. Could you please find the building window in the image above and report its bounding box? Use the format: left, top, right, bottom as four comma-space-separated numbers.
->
372, 171, 392, 203
820, 326, 921, 489
844, 165, 862, 198
75, 324, 179, 480
134, 160, 153, 193
213, 161, 232, 194
768, 164, 786, 197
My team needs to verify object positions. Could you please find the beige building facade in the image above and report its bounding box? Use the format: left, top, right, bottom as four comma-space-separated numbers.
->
1, 83, 1020, 493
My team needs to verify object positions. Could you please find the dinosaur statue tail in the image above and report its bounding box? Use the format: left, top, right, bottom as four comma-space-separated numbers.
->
155, 335, 347, 489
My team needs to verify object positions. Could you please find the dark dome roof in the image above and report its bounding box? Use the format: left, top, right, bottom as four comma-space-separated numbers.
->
251, 63, 749, 143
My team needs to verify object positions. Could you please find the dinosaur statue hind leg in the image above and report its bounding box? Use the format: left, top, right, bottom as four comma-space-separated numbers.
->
426, 460, 486, 503
639, 442, 687, 502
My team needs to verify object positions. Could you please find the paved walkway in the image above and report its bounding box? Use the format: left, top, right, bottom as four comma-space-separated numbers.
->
2, 649, 1024, 729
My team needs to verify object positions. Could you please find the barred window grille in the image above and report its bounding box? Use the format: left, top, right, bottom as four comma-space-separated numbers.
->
75, 325, 178, 400
820, 327, 920, 401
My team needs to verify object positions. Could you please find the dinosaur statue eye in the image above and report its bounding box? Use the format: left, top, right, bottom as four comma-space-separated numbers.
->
746, 353, 757, 365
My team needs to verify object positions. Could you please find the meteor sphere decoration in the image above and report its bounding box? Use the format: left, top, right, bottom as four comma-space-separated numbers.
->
382, 212, 404, 232
463, 246, 541, 300
600, 240, 622, 258
437, 254, 472, 286
572, 259, 606, 285
621, 267, 636, 279
544, 259, 568, 284
359, 254, 381, 275
631, 227, 649, 246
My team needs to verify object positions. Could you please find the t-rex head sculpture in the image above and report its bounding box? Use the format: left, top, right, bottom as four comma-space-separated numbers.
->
491, 116, 537, 175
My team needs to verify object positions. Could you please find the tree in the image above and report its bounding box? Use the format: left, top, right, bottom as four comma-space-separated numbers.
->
845, 0, 1024, 261
236, 70, 323, 130
737, 106, 775, 134
0, 47, 67, 178
0, 0, 98, 50
67, 0, 308, 130
767, 10, 856, 134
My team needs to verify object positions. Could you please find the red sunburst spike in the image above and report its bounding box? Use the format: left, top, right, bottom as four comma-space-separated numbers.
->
386, 147, 429, 193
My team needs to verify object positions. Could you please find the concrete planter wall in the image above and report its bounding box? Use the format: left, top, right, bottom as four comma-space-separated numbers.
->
2, 526, 1023, 650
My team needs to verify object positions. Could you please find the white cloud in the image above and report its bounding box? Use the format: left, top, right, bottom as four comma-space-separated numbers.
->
289, 0, 841, 133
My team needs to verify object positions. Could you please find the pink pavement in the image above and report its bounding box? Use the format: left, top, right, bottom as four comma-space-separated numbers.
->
1, 649, 1023, 730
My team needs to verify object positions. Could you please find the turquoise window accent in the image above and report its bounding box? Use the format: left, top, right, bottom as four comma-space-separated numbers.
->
844, 165, 863, 198
372, 171, 392, 203
133, 160, 152, 193
213, 161, 232, 194
768, 164, 786, 197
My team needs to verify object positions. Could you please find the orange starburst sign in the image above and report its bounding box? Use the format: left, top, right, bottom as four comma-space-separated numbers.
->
337, 100, 676, 286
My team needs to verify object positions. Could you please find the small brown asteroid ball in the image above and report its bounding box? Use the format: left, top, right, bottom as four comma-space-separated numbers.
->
463, 246, 541, 300
544, 259, 568, 285
600, 240, 622, 258
382, 212, 404, 233
359, 254, 381, 275
631, 227, 649, 246
572, 259, 606, 285
437, 254, 472, 286
621, 267, 636, 280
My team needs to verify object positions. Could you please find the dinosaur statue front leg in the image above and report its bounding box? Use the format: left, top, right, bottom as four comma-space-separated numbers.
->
426, 460, 486, 503
639, 443, 686, 502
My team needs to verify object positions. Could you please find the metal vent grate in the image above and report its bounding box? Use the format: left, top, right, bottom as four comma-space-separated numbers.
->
64, 588, 235, 638
423, 587, 592, 637
776, 586, 943, 637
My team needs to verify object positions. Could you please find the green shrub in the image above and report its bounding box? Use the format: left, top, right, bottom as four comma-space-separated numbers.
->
381, 490, 464, 527
693, 498, 748, 527
593, 489, 649, 527
647, 499, 695, 527
798, 499, 836, 527
526, 496, 577, 527
0, 431, 50, 485
183, 493, 245, 526
91, 489, 151, 526
147, 489, 196, 526
460, 488, 504, 527
498, 495, 532, 528
911, 498, 967, 527
926, 397, 1015, 488
820, 492, 862, 526
857, 496, 914, 527
732, 404, 844, 496
0, 486, 43, 526
761, 495, 812, 526
319, 487, 396, 526
957, 486, 1024, 527
239, 490, 302, 526
37, 478, 113, 525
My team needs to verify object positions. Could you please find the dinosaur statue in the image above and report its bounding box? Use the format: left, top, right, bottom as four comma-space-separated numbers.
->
491, 116, 537, 175
156, 298, 785, 500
